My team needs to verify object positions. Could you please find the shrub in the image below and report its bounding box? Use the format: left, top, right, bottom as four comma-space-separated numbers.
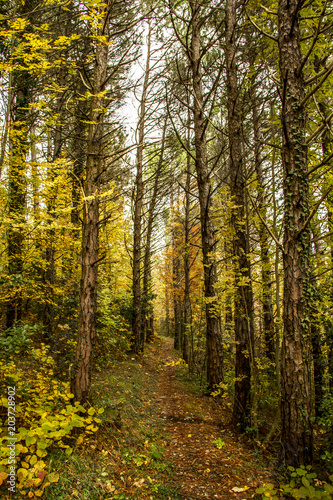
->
256, 466, 333, 500
0, 343, 103, 498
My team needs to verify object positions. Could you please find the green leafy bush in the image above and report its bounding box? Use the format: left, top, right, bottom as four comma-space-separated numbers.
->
256, 466, 333, 500
0, 321, 39, 357
0, 343, 103, 497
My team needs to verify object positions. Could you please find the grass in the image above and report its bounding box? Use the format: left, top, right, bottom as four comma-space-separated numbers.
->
45, 344, 180, 500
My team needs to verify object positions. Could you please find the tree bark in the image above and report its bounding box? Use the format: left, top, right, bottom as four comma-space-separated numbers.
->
143, 117, 167, 343
132, 20, 151, 353
6, 0, 37, 328
189, 0, 224, 392
183, 148, 191, 364
310, 55, 331, 413
172, 187, 182, 351
225, 0, 253, 431
278, 0, 313, 466
72, 5, 110, 403
251, 80, 275, 360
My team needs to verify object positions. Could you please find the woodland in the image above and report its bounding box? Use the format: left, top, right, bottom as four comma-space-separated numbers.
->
1, 0, 333, 498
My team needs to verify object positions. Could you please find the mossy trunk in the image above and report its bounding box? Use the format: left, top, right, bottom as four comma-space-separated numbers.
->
278, 0, 313, 466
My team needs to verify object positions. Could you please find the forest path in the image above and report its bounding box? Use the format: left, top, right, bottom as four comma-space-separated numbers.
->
148, 337, 273, 500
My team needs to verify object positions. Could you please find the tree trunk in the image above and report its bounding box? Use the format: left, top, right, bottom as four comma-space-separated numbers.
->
6, 1, 37, 328
132, 20, 151, 353
310, 55, 331, 414
225, 0, 253, 431
189, 0, 224, 391
278, 0, 313, 466
183, 149, 191, 364
72, 6, 110, 403
251, 80, 275, 360
143, 117, 167, 344
172, 188, 181, 351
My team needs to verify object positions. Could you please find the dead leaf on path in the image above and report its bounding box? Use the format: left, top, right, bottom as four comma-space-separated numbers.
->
133, 478, 145, 487
232, 486, 250, 492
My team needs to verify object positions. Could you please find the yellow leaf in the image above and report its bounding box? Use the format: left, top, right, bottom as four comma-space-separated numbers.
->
0, 469, 7, 486
36, 449, 47, 458
76, 436, 84, 445
28, 492, 34, 498
35, 490, 43, 497
17, 468, 28, 480
47, 472, 59, 483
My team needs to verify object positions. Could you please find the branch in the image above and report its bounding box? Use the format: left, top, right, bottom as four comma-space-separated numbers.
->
301, 60, 333, 107
78, 70, 92, 90
298, 0, 328, 75
91, 253, 107, 267
246, 188, 284, 253
245, 8, 278, 42
166, 93, 196, 162
305, 59, 333, 85
307, 150, 333, 176
297, 186, 333, 238
260, 4, 278, 15
258, 140, 282, 150
306, 109, 333, 144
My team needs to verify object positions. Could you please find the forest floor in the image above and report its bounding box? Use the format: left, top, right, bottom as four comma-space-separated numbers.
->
46, 336, 275, 500
150, 337, 274, 500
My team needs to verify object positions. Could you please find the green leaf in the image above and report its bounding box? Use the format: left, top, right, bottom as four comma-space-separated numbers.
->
37, 440, 47, 449
41, 422, 54, 431
71, 420, 84, 427
26, 435, 37, 446
302, 477, 310, 488
298, 486, 308, 498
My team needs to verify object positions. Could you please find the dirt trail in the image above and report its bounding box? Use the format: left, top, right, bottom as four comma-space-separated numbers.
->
154, 337, 273, 500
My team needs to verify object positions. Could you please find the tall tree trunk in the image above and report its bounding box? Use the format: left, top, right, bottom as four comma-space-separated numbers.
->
43, 4, 73, 340
183, 150, 191, 364
143, 117, 167, 343
72, 6, 110, 403
0, 72, 12, 179
172, 188, 181, 351
310, 55, 331, 413
189, 0, 224, 391
43, 86, 64, 340
251, 80, 275, 360
165, 270, 170, 338
6, 1, 37, 328
132, 21, 151, 353
278, 0, 313, 466
225, 0, 253, 431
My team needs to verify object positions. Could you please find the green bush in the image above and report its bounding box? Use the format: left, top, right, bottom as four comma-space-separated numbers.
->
256, 466, 333, 500
0, 343, 103, 497
0, 321, 39, 357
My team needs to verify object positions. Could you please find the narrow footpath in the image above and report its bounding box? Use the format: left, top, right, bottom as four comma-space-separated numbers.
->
149, 337, 274, 500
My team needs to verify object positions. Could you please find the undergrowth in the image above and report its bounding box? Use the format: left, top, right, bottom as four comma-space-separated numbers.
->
44, 341, 179, 500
